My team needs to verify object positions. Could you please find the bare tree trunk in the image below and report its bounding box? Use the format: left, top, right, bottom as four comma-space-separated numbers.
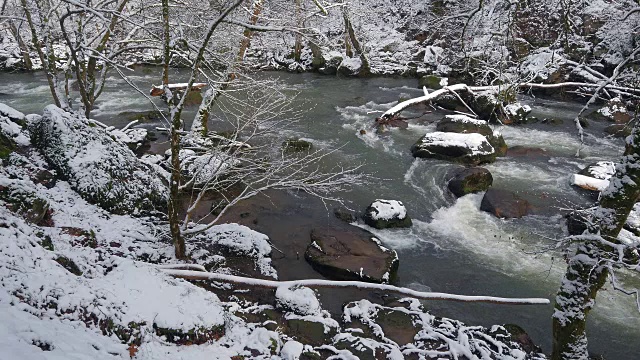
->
161, 0, 186, 259
194, 0, 263, 135
20, 0, 63, 108
8, 21, 33, 70
341, 3, 370, 76
293, 0, 303, 63
552, 122, 640, 359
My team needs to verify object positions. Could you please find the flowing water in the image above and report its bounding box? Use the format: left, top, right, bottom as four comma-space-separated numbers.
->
1, 68, 639, 358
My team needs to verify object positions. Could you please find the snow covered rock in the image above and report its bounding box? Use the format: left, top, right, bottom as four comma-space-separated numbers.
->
305, 226, 398, 284
480, 188, 530, 219
276, 286, 322, 316
28, 105, 168, 215
341, 298, 545, 359
592, 97, 631, 123
337, 57, 362, 76
504, 102, 533, 124
447, 167, 493, 197
0, 103, 29, 159
190, 223, 277, 279
0, 178, 50, 225
363, 199, 412, 229
280, 340, 304, 360
436, 114, 507, 156
411, 131, 497, 165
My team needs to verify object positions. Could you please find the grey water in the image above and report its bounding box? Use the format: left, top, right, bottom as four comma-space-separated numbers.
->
1, 68, 639, 359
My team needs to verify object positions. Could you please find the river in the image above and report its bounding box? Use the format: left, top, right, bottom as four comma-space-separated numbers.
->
1, 67, 638, 359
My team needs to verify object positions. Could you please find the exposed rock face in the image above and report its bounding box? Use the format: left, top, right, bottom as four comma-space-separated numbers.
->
363, 199, 412, 229
29, 105, 168, 215
305, 227, 399, 284
435, 115, 507, 156
480, 188, 530, 218
411, 131, 497, 165
447, 167, 493, 197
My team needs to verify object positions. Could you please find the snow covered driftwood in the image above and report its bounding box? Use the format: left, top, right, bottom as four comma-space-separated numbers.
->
161, 269, 550, 305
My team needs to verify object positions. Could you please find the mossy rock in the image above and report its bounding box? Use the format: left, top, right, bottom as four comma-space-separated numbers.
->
418, 75, 446, 90
0, 183, 50, 224
604, 124, 632, 138
447, 167, 493, 197
154, 324, 224, 345
282, 139, 312, 153
118, 110, 165, 123
55, 256, 83, 276
0, 131, 16, 160
183, 91, 204, 107
30, 105, 168, 216
286, 318, 336, 346
37, 233, 54, 251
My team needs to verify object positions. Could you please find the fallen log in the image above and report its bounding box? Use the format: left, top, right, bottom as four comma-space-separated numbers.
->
150, 82, 207, 96
160, 268, 551, 305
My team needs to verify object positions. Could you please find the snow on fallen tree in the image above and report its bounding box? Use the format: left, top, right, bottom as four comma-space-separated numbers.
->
160, 268, 550, 305
379, 82, 640, 122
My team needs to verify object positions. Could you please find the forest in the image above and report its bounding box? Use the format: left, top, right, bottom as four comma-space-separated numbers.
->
0, 0, 639, 359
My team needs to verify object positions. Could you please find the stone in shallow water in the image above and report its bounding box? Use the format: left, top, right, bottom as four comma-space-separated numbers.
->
305, 226, 398, 284
411, 131, 497, 165
363, 199, 412, 229
480, 188, 530, 219
447, 167, 493, 198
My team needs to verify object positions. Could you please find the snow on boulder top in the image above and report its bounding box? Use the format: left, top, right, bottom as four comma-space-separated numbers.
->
276, 285, 322, 317
444, 114, 488, 126
0, 103, 25, 122
417, 132, 495, 155
504, 103, 532, 116
368, 199, 407, 221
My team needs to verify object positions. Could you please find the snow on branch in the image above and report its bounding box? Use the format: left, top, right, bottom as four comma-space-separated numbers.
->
160, 269, 551, 305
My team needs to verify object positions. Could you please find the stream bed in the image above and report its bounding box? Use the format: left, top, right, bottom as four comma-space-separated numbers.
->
1, 68, 639, 358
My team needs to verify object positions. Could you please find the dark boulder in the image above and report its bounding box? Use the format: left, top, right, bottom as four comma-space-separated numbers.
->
363, 199, 412, 229
282, 138, 313, 153
447, 167, 493, 197
480, 189, 530, 218
305, 227, 398, 284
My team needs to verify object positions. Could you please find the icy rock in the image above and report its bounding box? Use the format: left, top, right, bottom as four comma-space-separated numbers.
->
363, 199, 412, 229
29, 105, 168, 215
447, 167, 493, 197
480, 188, 530, 219
411, 131, 497, 165
305, 226, 398, 283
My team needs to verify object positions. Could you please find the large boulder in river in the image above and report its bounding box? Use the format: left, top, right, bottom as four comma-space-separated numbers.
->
480, 188, 530, 219
436, 115, 507, 156
363, 199, 412, 229
29, 105, 168, 215
305, 227, 399, 284
447, 167, 493, 197
411, 132, 497, 165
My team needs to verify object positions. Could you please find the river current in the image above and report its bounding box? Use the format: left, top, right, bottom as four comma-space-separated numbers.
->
1, 68, 638, 359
